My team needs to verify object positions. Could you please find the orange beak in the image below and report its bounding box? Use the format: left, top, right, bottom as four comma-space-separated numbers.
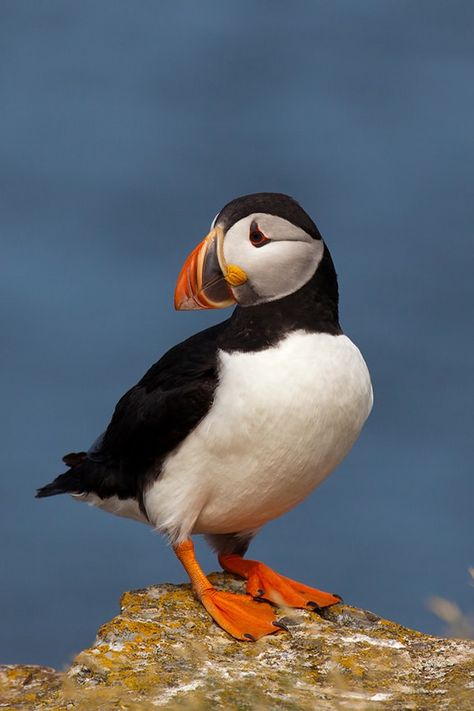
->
174, 227, 246, 310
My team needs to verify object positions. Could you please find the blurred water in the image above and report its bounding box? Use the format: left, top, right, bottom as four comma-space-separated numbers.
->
1, 1, 473, 668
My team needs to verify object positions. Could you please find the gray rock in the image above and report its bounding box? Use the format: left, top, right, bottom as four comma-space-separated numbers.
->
2, 573, 474, 709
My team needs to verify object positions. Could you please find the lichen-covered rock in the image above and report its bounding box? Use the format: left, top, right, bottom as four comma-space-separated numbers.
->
2, 573, 474, 709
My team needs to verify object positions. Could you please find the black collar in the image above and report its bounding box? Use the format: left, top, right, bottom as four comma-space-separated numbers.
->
218, 245, 341, 353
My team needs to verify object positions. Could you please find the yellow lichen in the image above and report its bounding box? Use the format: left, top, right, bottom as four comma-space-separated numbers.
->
3, 574, 474, 710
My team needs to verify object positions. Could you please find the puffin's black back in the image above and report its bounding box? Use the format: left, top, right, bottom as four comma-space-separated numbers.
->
35, 321, 226, 512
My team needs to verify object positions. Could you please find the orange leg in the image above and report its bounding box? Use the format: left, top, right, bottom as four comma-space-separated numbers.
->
219, 554, 342, 611
174, 539, 284, 641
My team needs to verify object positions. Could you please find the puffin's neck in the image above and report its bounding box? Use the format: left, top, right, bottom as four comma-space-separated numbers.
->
219, 245, 342, 353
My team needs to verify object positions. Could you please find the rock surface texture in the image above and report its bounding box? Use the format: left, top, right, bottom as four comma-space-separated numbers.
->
2, 573, 474, 710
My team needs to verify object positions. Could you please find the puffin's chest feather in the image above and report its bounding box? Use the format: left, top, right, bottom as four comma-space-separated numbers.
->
207, 331, 372, 471
218, 331, 369, 425
146, 331, 373, 539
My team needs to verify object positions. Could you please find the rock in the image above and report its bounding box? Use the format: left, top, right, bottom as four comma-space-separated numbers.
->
2, 572, 474, 709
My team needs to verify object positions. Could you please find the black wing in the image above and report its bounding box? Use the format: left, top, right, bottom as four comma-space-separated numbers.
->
36, 321, 228, 510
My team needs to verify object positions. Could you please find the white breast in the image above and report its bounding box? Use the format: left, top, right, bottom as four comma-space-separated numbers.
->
145, 331, 373, 543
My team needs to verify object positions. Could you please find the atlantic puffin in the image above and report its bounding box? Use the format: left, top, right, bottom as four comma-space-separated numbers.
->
37, 192, 373, 641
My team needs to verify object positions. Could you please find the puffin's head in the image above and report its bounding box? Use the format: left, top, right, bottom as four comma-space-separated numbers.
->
174, 192, 327, 310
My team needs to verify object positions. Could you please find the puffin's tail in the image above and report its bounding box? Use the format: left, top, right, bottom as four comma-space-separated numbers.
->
35, 452, 87, 498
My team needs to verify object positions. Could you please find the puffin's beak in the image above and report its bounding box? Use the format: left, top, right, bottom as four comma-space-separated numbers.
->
174, 227, 248, 310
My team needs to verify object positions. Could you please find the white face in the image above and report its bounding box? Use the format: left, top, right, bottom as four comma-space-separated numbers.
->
219, 213, 324, 306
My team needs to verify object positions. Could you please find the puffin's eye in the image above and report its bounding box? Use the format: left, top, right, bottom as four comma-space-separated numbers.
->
249, 224, 270, 248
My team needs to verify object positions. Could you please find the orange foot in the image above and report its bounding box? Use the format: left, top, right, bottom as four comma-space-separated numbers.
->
201, 588, 283, 641
173, 539, 284, 641
219, 554, 342, 611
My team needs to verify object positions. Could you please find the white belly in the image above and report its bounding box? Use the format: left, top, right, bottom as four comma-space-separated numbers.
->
145, 331, 373, 542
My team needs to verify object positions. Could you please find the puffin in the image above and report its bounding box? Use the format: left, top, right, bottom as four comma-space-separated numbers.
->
37, 192, 373, 641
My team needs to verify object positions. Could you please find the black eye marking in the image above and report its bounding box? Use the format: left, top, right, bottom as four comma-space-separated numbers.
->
249, 222, 271, 248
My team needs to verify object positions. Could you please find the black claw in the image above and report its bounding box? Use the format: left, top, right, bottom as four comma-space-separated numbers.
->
244, 633, 256, 641
332, 593, 343, 602
273, 619, 290, 632
307, 600, 322, 612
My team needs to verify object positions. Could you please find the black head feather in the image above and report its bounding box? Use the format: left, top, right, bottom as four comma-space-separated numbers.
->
215, 192, 322, 240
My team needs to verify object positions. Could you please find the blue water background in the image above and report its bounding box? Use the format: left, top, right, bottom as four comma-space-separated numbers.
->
1, 1, 473, 668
